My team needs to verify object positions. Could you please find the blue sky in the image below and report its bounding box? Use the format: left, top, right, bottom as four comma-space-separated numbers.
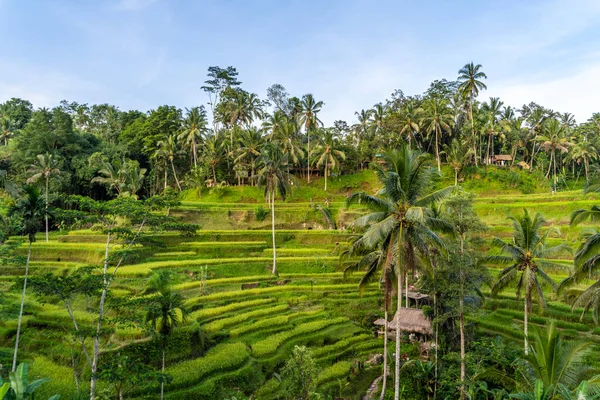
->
1, 0, 600, 125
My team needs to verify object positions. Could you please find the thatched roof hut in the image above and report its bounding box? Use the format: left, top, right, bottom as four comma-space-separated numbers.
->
374, 308, 432, 335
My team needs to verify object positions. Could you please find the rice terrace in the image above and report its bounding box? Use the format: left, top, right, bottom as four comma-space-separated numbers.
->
2, 2, 600, 399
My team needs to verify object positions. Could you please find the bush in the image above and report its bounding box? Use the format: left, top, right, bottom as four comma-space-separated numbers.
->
254, 206, 269, 222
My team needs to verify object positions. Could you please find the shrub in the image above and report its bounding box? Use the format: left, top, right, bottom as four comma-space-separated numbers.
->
315, 360, 352, 386
254, 206, 269, 222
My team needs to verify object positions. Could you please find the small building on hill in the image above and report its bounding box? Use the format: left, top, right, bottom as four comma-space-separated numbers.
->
374, 307, 432, 336
493, 154, 513, 166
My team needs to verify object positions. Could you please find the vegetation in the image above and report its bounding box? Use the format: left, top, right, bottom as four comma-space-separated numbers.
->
3, 62, 600, 399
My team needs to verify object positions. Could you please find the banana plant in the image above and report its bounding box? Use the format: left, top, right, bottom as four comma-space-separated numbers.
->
0, 363, 60, 400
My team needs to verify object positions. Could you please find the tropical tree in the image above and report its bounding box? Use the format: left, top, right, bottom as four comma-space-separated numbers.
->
178, 106, 207, 168
457, 62, 488, 166
145, 270, 188, 400
481, 97, 504, 164
559, 202, 600, 323
300, 94, 324, 183
0, 362, 60, 400
421, 97, 454, 171
202, 133, 225, 185
310, 130, 346, 191
0, 116, 18, 145
568, 139, 598, 183
8, 186, 46, 371
262, 110, 286, 140
442, 139, 472, 186
26, 153, 61, 242
235, 128, 264, 181
398, 101, 423, 148
255, 143, 290, 276
537, 119, 572, 187
346, 145, 453, 400
486, 210, 568, 355
276, 121, 304, 175
156, 134, 184, 191
92, 161, 125, 196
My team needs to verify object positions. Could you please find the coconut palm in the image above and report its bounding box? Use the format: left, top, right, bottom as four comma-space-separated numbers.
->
92, 161, 125, 196
346, 145, 453, 400
8, 186, 46, 371
255, 143, 291, 276
353, 109, 373, 146
421, 97, 454, 172
262, 110, 286, 141
343, 237, 395, 400
178, 107, 208, 168
26, 153, 61, 242
398, 101, 423, 148
442, 138, 472, 186
537, 119, 572, 187
481, 97, 504, 164
275, 121, 304, 176
0, 117, 17, 145
156, 134, 184, 191
457, 62, 488, 166
300, 94, 324, 183
145, 271, 188, 400
371, 103, 386, 132
487, 210, 568, 355
559, 203, 600, 324
567, 139, 597, 184
235, 128, 264, 182
202, 133, 225, 185
310, 130, 346, 191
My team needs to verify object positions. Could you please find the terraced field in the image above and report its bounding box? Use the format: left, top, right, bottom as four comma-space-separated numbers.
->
2, 180, 600, 399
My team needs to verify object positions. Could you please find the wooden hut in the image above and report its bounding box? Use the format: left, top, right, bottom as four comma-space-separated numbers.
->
492, 155, 513, 166
374, 308, 432, 337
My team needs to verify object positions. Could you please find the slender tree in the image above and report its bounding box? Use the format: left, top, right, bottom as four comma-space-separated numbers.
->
422, 98, 454, 172
178, 107, 207, 168
310, 130, 346, 191
255, 143, 290, 276
457, 62, 487, 166
300, 94, 324, 183
486, 210, 568, 355
26, 153, 61, 242
156, 135, 184, 191
8, 186, 46, 371
346, 145, 453, 400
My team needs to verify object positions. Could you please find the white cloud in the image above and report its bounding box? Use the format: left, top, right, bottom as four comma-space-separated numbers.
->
488, 61, 600, 121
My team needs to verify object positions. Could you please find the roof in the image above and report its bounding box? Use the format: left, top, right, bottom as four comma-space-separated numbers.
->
493, 155, 513, 161
406, 291, 429, 301
374, 308, 432, 335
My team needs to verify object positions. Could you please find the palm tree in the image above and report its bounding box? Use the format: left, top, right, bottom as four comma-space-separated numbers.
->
26, 153, 61, 242
537, 119, 572, 187
353, 109, 373, 146
310, 130, 346, 191
567, 139, 597, 183
486, 210, 568, 355
559, 203, 600, 324
457, 62, 487, 166
235, 128, 264, 182
521, 322, 598, 397
442, 139, 472, 186
300, 94, 324, 183
421, 97, 454, 172
346, 145, 452, 400
8, 186, 46, 372
178, 107, 207, 168
481, 97, 504, 164
371, 103, 385, 132
145, 271, 188, 400
202, 133, 224, 185
121, 162, 146, 198
92, 161, 125, 196
156, 135, 184, 191
262, 110, 286, 141
398, 101, 423, 148
343, 238, 394, 400
0, 117, 17, 145
276, 121, 304, 176
255, 144, 290, 276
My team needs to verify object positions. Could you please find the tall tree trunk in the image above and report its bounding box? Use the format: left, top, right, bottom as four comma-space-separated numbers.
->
459, 281, 466, 400
585, 158, 589, 184
394, 222, 404, 400
454, 168, 459, 187
380, 309, 388, 400
470, 97, 478, 167
12, 241, 32, 371
307, 130, 311, 184
435, 127, 441, 172
324, 159, 328, 191
524, 296, 529, 356
405, 272, 409, 309
192, 140, 198, 168
546, 151, 553, 179
212, 164, 217, 185
270, 190, 277, 276
161, 346, 166, 400
45, 176, 49, 242
171, 160, 182, 191
164, 168, 167, 190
